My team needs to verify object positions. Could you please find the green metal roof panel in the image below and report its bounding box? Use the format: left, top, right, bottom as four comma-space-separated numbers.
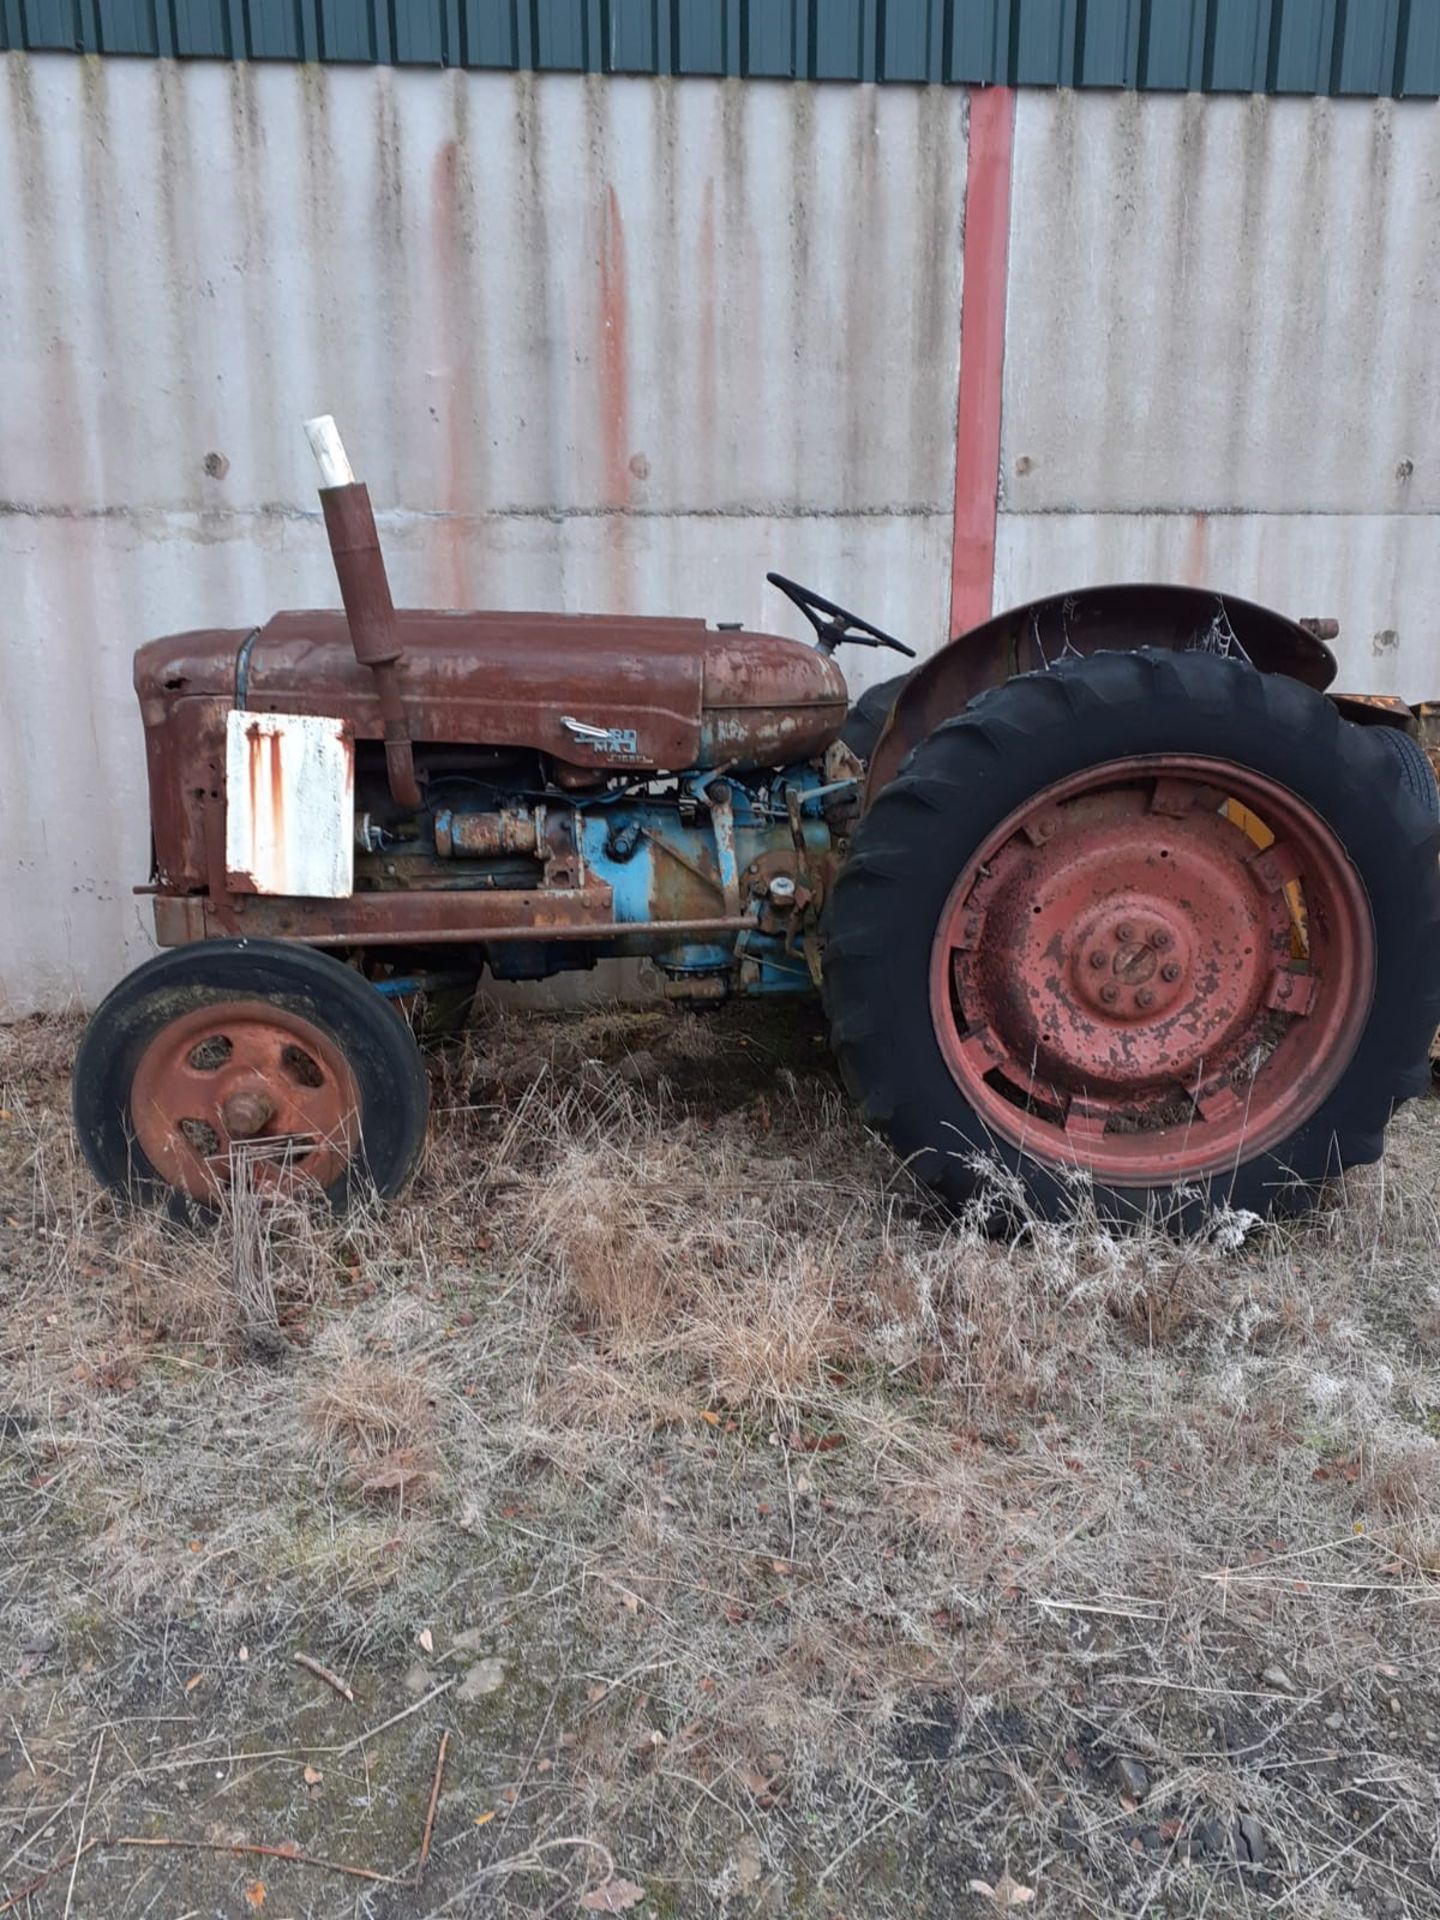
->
242, 0, 301, 60
606, 0, 659, 72
1333, 0, 1398, 94
464, 1, 524, 68
812, 0, 864, 81
1077, 0, 1143, 87
675, 0, 726, 75
319, 0, 377, 62
530, 1, 589, 71
1267, 0, 1327, 92
98, 1, 163, 55
1011, 0, 1068, 86
745, 2, 797, 77
945, 0, 1002, 81
5, 0, 72, 49
1205, 0, 1268, 90
173, 0, 235, 59
1, 0, 1436, 94
880, 0, 944, 83
1137, 1, 1205, 87
1403, 1, 1440, 95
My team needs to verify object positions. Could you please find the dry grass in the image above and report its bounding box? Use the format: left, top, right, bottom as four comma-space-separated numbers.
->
2, 1000, 1440, 1916
303, 1351, 433, 1458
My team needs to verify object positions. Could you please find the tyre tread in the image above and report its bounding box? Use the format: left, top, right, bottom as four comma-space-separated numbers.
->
826, 648, 1440, 1223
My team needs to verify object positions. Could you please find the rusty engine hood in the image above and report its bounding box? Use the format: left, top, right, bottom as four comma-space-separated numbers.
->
136, 608, 849, 776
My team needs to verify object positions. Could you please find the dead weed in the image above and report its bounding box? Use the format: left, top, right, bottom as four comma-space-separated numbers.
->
3, 1002, 1440, 1916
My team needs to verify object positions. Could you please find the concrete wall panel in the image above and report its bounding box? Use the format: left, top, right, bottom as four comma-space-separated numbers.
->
997, 89, 1440, 702
1002, 91, 1440, 519
0, 56, 965, 1013
0, 60, 966, 519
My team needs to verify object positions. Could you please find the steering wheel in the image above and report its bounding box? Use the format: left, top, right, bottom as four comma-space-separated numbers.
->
766, 572, 917, 659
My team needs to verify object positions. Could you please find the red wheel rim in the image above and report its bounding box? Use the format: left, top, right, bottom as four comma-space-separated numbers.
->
928, 756, 1375, 1185
130, 1001, 361, 1200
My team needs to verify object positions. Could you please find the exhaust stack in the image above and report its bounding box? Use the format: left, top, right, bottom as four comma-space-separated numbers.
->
304, 415, 422, 812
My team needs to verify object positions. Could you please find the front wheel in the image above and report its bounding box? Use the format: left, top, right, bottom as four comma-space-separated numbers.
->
73, 939, 430, 1214
824, 649, 1440, 1223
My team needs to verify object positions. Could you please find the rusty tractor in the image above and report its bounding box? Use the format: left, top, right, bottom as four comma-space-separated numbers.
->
74, 419, 1440, 1224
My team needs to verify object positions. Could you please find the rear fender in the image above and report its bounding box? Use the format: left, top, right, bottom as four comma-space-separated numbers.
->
866, 583, 1338, 801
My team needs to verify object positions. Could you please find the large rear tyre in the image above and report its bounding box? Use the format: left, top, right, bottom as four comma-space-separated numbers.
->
73, 939, 430, 1215
840, 672, 912, 764
824, 649, 1440, 1223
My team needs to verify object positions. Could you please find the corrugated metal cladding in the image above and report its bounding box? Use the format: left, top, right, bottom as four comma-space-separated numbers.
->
0, 60, 965, 1013
2, 0, 1438, 95
997, 89, 1440, 707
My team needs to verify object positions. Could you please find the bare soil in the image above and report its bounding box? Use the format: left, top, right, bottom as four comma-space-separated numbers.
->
2, 1000, 1439, 1918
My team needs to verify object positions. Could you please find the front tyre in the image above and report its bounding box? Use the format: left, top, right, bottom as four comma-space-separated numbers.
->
824, 649, 1440, 1223
73, 939, 430, 1214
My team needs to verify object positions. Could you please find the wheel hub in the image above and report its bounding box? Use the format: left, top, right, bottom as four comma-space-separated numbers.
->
221, 1086, 278, 1138
977, 799, 1279, 1095
929, 756, 1375, 1183
1072, 901, 1191, 1020
129, 1000, 360, 1200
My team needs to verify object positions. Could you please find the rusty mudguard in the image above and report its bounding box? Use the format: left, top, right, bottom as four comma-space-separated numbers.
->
867, 583, 1339, 800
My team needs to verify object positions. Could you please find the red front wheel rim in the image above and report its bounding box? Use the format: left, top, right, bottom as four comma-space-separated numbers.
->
928, 756, 1375, 1186
130, 1001, 361, 1200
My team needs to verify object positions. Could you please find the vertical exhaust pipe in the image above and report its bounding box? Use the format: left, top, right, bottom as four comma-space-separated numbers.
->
304, 415, 422, 812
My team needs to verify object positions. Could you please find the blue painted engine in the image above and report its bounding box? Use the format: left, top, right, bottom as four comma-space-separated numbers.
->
577, 766, 842, 995
420, 762, 851, 999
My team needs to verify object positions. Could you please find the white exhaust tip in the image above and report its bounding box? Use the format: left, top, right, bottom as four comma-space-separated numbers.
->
304, 414, 356, 489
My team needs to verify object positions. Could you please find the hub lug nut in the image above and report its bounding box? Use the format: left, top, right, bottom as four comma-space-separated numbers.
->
1088, 950, 1108, 970
222, 1090, 275, 1139
1136, 988, 1156, 1010
1161, 961, 1181, 983
1099, 984, 1119, 1005
1116, 923, 1134, 944
1153, 930, 1172, 950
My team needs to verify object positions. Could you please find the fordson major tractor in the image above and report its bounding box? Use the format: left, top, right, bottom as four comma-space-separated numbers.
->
74, 419, 1440, 1225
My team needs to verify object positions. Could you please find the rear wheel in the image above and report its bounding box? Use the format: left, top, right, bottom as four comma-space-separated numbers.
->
825, 649, 1440, 1222
840, 672, 911, 764
74, 939, 430, 1214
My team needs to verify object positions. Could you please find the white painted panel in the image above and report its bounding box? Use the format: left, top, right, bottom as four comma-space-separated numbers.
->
224, 711, 354, 898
